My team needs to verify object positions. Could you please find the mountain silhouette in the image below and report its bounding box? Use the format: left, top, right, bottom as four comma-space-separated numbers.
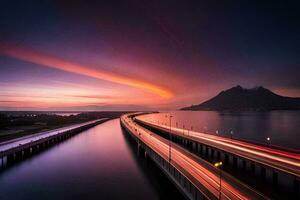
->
181, 85, 300, 111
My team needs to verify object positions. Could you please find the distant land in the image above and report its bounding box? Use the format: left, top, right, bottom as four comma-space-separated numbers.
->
181, 85, 300, 111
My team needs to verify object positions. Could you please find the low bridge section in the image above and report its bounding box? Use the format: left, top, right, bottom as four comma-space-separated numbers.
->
0, 118, 109, 169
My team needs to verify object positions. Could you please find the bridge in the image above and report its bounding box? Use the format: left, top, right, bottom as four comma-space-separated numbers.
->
121, 113, 268, 200
132, 113, 300, 199
0, 118, 109, 169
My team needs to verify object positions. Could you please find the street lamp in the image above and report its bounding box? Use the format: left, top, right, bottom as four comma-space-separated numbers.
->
214, 161, 223, 199
165, 114, 173, 163
230, 130, 234, 139
266, 137, 271, 146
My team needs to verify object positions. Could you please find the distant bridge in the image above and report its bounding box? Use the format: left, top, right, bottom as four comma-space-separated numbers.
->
0, 118, 109, 169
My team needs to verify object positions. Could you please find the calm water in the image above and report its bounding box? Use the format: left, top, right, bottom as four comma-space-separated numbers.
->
52, 112, 80, 116
141, 111, 300, 150
0, 119, 183, 200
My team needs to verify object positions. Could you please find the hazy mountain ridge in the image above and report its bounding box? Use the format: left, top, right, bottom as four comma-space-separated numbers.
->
181, 85, 300, 111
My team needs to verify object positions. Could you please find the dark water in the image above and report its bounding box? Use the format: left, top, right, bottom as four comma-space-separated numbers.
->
0, 119, 184, 200
141, 111, 300, 150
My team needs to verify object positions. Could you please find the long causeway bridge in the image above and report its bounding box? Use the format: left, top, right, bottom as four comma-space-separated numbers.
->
0, 118, 109, 169
132, 112, 300, 199
121, 113, 271, 200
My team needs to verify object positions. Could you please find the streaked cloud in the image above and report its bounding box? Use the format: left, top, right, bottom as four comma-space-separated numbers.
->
0, 43, 173, 98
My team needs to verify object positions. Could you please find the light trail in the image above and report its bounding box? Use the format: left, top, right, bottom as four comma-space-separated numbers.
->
135, 116, 300, 177
122, 114, 267, 200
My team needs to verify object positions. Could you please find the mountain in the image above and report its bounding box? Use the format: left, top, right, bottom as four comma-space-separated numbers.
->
181, 85, 300, 111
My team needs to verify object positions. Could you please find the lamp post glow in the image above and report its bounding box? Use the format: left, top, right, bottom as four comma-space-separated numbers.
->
230, 130, 234, 139
266, 137, 271, 146
214, 161, 223, 199
214, 161, 223, 167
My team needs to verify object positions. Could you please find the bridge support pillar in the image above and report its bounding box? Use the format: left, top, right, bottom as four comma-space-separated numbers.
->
7, 154, 15, 164
224, 154, 229, 164
205, 147, 209, 157
261, 166, 266, 181
15, 151, 22, 161
294, 178, 300, 196
233, 156, 238, 168
251, 163, 255, 173
201, 145, 205, 155
272, 171, 278, 186
24, 148, 30, 157
242, 160, 246, 170
41, 142, 46, 149
192, 142, 196, 151
211, 149, 215, 158
30, 147, 34, 154
197, 144, 201, 153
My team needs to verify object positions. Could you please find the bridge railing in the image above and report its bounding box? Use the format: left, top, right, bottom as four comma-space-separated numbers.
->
133, 117, 267, 200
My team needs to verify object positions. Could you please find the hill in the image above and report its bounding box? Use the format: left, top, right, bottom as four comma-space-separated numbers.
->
181, 85, 300, 111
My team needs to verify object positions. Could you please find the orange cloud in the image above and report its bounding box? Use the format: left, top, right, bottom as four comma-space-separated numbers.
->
0, 43, 173, 98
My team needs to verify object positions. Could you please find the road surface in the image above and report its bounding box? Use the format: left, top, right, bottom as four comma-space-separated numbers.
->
135, 115, 300, 178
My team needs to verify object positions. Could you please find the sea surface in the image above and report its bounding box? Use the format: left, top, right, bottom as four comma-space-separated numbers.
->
140, 111, 300, 150
0, 119, 183, 200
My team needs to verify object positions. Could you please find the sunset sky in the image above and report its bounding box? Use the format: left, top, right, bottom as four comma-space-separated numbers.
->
0, 0, 299, 111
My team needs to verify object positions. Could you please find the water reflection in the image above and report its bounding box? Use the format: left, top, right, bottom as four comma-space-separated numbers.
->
0, 119, 184, 200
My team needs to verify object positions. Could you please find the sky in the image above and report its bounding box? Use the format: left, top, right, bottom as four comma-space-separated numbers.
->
0, 0, 299, 111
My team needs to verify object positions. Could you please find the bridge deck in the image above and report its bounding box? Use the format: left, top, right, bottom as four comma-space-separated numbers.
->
122, 114, 267, 200
135, 116, 300, 178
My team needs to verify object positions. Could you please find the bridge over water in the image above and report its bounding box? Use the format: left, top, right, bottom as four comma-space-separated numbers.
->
0, 118, 109, 169
131, 112, 300, 199
121, 113, 269, 200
